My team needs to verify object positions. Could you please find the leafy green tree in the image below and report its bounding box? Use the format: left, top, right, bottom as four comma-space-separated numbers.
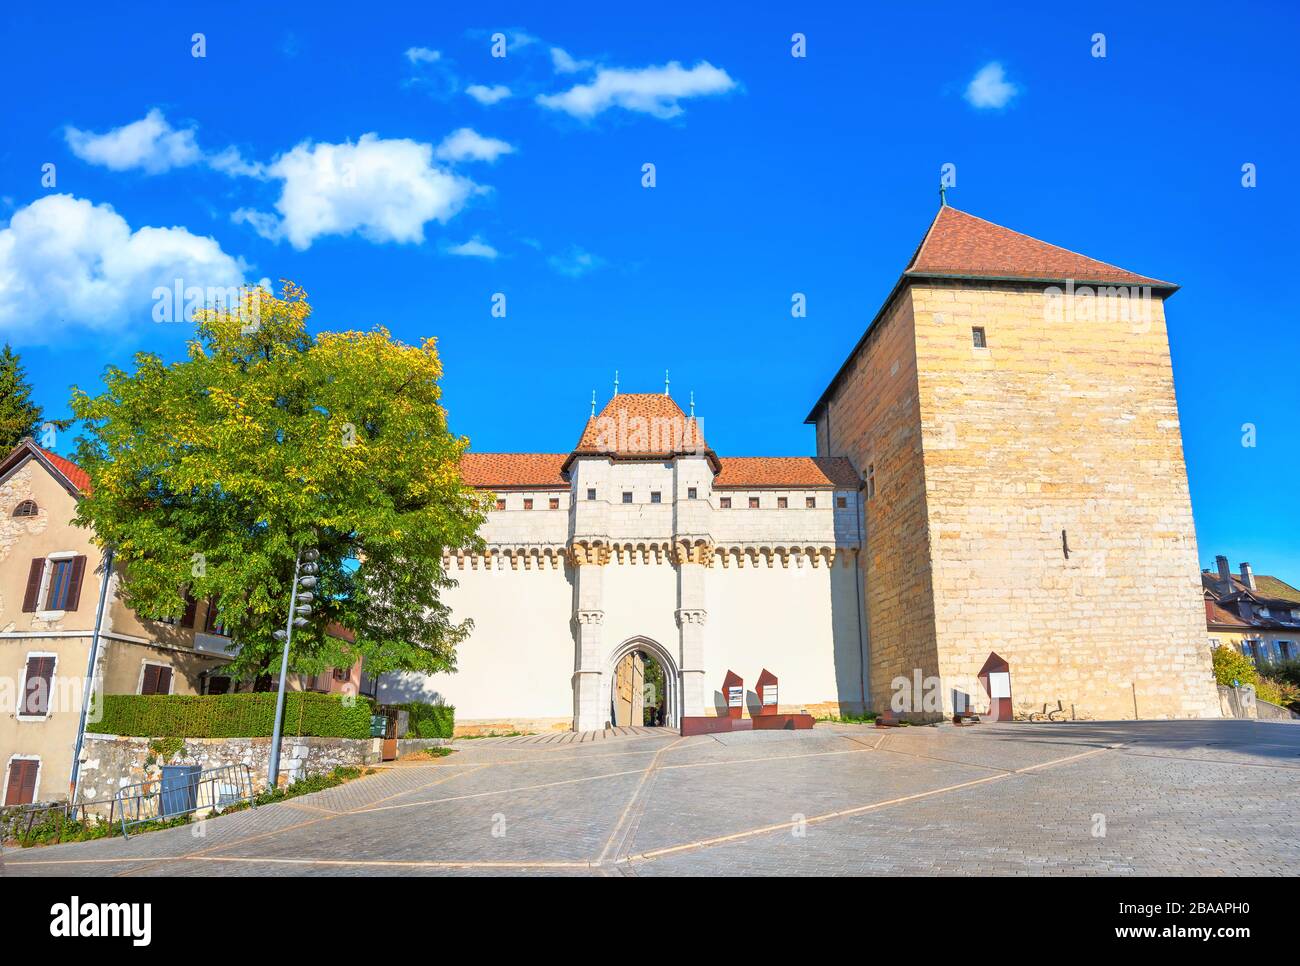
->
0, 343, 70, 449
71, 283, 487, 681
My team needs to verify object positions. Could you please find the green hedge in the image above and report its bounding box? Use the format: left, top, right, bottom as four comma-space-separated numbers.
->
88, 692, 374, 739
401, 701, 455, 738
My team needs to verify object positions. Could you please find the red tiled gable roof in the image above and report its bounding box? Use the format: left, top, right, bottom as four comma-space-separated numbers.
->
460, 453, 568, 490
713, 456, 859, 489
0, 439, 91, 495
906, 206, 1174, 288
37, 446, 92, 494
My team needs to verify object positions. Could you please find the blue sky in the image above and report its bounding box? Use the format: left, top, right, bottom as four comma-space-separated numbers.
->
1, 1, 1296, 580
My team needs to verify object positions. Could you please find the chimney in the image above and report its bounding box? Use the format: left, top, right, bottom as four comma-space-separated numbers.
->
1215, 555, 1233, 592
1239, 562, 1257, 592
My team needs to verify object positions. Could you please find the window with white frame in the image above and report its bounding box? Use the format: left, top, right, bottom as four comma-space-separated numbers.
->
21, 552, 88, 615
139, 662, 174, 696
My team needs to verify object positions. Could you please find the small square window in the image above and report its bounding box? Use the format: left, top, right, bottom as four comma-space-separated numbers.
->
650, 491, 662, 504
549, 497, 560, 510
806, 497, 816, 509
836, 496, 848, 509
622, 492, 633, 504
749, 497, 760, 509
523, 498, 533, 510
587, 488, 597, 501
687, 487, 698, 499
972, 326, 987, 349
719, 497, 732, 509
495, 498, 506, 511
777, 496, 788, 509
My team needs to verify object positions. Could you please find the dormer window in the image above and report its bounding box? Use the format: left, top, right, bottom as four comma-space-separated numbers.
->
12, 500, 38, 518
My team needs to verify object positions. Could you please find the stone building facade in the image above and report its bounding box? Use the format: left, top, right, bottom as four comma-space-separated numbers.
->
808, 205, 1219, 720
378, 393, 869, 733
384, 205, 1220, 729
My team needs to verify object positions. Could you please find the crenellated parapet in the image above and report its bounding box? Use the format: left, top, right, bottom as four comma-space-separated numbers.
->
712, 544, 853, 569
443, 545, 569, 570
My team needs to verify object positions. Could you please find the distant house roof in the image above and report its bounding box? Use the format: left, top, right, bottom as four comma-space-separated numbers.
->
806, 206, 1177, 423
0, 438, 91, 496
713, 456, 859, 490
1206, 600, 1251, 628
1202, 570, 1300, 606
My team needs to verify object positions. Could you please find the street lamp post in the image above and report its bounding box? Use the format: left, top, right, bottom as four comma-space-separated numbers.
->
268, 544, 319, 789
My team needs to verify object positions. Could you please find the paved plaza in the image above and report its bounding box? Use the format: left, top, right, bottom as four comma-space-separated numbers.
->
3, 719, 1297, 877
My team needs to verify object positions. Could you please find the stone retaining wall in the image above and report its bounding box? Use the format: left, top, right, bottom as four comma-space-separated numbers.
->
76, 733, 381, 812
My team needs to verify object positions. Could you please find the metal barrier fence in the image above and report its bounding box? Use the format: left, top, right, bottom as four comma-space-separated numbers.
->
113, 763, 257, 838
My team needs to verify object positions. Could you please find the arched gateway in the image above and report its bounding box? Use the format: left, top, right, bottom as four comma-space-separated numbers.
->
600, 636, 680, 730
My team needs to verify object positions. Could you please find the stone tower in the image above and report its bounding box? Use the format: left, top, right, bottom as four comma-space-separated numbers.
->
807, 206, 1219, 720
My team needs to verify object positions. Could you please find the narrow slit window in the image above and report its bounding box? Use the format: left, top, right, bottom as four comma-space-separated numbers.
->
972, 326, 987, 349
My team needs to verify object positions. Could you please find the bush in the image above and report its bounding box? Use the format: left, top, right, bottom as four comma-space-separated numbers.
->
88, 692, 374, 739
1211, 645, 1259, 688
1267, 659, 1300, 689
400, 701, 455, 738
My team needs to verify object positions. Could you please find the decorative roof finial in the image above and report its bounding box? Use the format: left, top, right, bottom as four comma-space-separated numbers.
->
613, 370, 619, 396
939, 181, 947, 208
590, 389, 596, 417
664, 369, 670, 397
689, 390, 695, 418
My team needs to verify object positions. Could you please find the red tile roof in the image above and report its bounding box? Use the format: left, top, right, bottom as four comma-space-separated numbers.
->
713, 456, 859, 489
807, 206, 1178, 423
0, 439, 92, 495
460, 453, 568, 490
906, 206, 1174, 288
571, 393, 709, 455
37, 445, 92, 494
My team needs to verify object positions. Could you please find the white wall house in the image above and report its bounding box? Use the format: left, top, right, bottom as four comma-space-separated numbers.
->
378, 392, 868, 733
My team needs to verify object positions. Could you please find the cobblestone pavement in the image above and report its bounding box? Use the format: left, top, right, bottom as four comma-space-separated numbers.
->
3, 719, 1297, 876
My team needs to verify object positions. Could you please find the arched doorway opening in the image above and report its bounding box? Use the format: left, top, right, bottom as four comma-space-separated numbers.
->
603, 636, 679, 730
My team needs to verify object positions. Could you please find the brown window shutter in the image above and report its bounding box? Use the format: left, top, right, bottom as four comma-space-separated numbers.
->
23, 656, 55, 716
180, 594, 198, 628
157, 666, 173, 694
64, 555, 87, 611
140, 664, 161, 695
21, 559, 44, 612
5, 760, 38, 806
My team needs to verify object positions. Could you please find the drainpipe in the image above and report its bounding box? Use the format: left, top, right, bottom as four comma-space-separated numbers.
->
69, 546, 113, 804
853, 486, 870, 712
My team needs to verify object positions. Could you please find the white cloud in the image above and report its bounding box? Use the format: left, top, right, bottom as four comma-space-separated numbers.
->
0, 194, 246, 341
65, 109, 266, 179
234, 134, 478, 250
447, 236, 498, 259
536, 61, 737, 119
434, 128, 515, 163
208, 145, 267, 179
466, 83, 511, 105
550, 47, 593, 74
405, 46, 442, 64
65, 109, 203, 174
964, 62, 1018, 109
548, 246, 603, 277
